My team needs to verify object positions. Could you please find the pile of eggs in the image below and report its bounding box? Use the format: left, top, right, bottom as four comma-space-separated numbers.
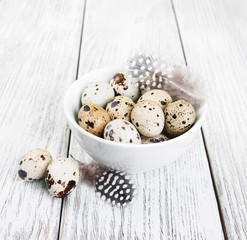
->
18, 148, 79, 198
78, 73, 196, 144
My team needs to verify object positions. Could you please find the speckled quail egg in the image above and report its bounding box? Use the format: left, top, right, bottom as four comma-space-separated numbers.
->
81, 82, 115, 108
18, 148, 52, 181
104, 119, 141, 144
141, 134, 169, 144
131, 100, 165, 137
106, 96, 135, 121
78, 104, 111, 136
138, 89, 172, 110
110, 73, 140, 102
164, 100, 196, 137
45, 158, 79, 198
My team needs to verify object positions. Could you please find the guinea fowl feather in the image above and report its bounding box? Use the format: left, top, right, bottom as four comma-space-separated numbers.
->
81, 161, 108, 186
162, 65, 206, 109
70, 155, 135, 206
128, 54, 206, 110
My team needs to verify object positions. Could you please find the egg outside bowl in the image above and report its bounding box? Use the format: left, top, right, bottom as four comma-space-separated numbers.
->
64, 65, 207, 174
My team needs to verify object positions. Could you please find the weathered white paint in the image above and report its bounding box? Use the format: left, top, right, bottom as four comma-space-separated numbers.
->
4, 0, 246, 238
0, 0, 85, 239
59, 0, 224, 239
173, 0, 247, 239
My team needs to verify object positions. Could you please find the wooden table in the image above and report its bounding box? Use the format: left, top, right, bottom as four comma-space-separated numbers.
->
1, 0, 246, 239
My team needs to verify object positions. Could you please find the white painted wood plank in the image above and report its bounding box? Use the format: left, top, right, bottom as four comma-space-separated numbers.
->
173, 0, 247, 239
0, 0, 85, 239
59, 0, 224, 239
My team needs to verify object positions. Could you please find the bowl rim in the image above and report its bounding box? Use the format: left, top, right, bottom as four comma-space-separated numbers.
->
64, 65, 207, 149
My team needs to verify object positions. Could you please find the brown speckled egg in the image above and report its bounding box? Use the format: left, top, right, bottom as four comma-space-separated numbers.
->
138, 89, 172, 110
45, 158, 79, 198
164, 100, 196, 137
104, 119, 141, 144
141, 134, 169, 144
18, 148, 52, 181
106, 96, 135, 121
110, 73, 140, 102
131, 100, 165, 137
78, 104, 110, 136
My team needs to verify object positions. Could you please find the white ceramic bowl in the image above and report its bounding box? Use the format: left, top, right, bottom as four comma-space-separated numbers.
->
64, 65, 207, 173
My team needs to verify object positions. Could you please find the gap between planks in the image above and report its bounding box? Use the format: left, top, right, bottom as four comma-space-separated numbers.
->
57, 0, 88, 239
201, 129, 228, 240
170, 0, 227, 238
170, 0, 187, 65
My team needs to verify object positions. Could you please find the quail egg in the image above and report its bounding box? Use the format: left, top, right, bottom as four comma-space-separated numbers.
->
106, 96, 135, 121
104, 119, 141, 144
141, 134, 169, 144
131, 100, 165, 137
81, 82, 115, 108
138, 89, 172, 110
78, 104, 111, 136
18, 148, 53, 181
164, 100, 196, 137
45, 158, 79, 198
110, 73, 139, 102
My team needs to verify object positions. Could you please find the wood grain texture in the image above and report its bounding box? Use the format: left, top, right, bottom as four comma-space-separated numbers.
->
0, 0, 85, 239
59, 0, 224, 239
173, 0, 247, 239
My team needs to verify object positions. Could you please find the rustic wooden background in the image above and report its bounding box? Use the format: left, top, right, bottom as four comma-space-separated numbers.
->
0, 0, 246, 239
